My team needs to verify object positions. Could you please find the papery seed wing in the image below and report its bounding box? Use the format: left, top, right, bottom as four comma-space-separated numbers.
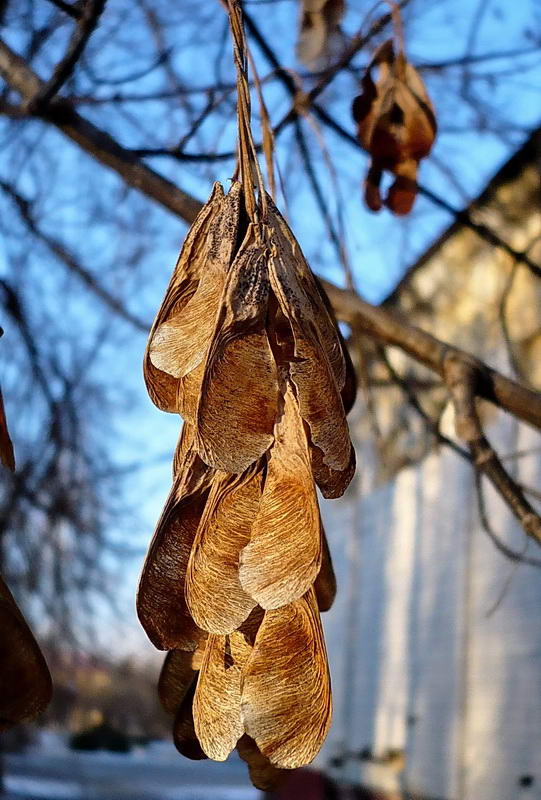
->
306, 279, 357, 497
149, 278, 224, 380
282, 319, 350, 472
267, 210, 351, 474
144, 183, 224, 413
239, 383, 321, 608
186, 467, 261, 634
268, 199, 346, 391
149, 184, 243, 383
193, 614, 260, 762
312, 274, 357, 414
311, 439, 356, 499
237, 735, 287, 792
137, 484, 207, 651
241, 588, 332, 768
197, 324, 277, 472
296, 10, 326, 67
399, 58, 437, 159
0, 576, 52, 730
196, 229, 279, 472
0, 387, 15, 472
175, 360, 205, 429
137, 428, 213, 650
173, 679, 208, 761
314, 527, 336, 612
158, 646, 206, 715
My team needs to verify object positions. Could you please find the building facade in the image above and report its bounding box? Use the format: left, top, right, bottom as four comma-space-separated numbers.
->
319, 130, 541, 800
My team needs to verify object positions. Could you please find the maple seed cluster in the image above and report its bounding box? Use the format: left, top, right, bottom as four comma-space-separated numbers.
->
352, 39, 437, 215
138, 180, 356, 786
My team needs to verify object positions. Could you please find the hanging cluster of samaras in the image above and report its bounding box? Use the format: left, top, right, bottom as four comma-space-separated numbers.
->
139, 181, 356, 788
352, 40, 437, 215
0, 389, 52, 732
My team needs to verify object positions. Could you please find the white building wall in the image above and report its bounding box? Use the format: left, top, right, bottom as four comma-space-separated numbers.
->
320, 415, 541, 800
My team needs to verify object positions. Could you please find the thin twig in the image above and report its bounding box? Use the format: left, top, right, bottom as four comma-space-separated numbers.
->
45, 0, 82, 19
474, 471, 541, 568
28, 0, 106, 113
0, 181, 149, 332
443, 352, 541, 548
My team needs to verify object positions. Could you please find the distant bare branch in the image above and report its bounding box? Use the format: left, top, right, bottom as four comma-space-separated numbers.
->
0, 181, 149, 332
45, 0, 82, 19
443, 352, 541, 548
0, 39, 203, 224
28, 0, 106, 112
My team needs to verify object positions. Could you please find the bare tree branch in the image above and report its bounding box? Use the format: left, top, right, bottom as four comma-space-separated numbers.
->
28, 0, 106, 113
322, 280, 541, 434
0, 181, 149, 332
474, 471, 541, 568
0, 39, 202, 224
45, 0, 82, 20
443, 352, 541, 547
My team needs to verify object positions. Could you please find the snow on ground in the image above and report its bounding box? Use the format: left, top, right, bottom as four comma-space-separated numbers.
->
4, 734, 260, 800
4, 776, 84, 800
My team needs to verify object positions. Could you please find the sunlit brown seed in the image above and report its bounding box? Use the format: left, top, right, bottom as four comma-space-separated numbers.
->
173, 679, 208, 761
195, 231, 279, 472
186, 467, 261, 634
310, 438, 356, 499
267, 199, 346, 392
0, 576, 52, 730
237, 734, 288, 791
239, 383, 322, 608
158, 647, 206, 716
137, 428, 213, 650
241, 588, 332, 768
149, 184, 243, 385
144, 183, 225, 413
193, 614, 260, 761
267, 208, 352, 473
352, 39, 437, 215
314, 527, 337, 612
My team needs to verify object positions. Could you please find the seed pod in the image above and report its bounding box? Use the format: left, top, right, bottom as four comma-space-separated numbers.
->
239, 382, 322, 609
158, 647, 206, 716
314, 526, 337, 612
193, 608, 262, 761
241, 588, 332, 768
186, 465, 261, 634
0, 575, 52, 730
173, 679, 208, 761
237, 735, 288, 791
137, 425, 213, 651
296, 0, 345, 68
352, 39, 437, 215
266, 201, 354, 482
145, 183, 242, 415
0, 385, 14, 471
194, 224, 279, 472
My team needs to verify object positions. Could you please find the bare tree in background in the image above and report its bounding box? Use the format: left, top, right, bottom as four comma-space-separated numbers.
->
0, 0, 541, 661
